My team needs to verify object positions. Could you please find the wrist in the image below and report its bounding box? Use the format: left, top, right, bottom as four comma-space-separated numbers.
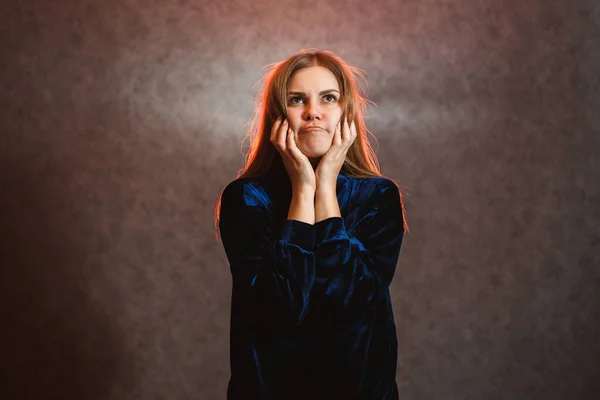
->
315, 183, 336, 195
292, 186, 316, 198
314, 187, 341, 221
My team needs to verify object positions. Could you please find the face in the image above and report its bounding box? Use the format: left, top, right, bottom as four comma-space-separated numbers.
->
286, 66, 343, 168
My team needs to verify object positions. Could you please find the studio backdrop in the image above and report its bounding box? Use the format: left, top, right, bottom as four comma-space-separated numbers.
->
0, 0, 598, 399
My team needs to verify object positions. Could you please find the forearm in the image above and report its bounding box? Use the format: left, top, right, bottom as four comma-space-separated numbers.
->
288, 188, 316, 225
315, 186, 341, 223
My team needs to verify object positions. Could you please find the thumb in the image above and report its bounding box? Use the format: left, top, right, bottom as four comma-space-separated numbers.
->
288, 128, 308, 162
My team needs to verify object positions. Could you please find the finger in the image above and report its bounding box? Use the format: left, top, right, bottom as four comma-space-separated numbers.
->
286, 125, 297, 154
277, 119, 289, 151
344, 119, 350, 142
270, 116, 282, 143
344, 118, 353, 144
331, 121, 339, 147
338, 119, 346, 144
287, 126, 304, 161
272, 117, 286, 153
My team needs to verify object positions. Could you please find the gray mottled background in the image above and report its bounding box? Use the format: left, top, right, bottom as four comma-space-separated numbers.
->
1, 0, 599, 399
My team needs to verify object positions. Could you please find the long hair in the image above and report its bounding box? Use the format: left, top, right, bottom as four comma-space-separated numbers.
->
213, 48, 409, 241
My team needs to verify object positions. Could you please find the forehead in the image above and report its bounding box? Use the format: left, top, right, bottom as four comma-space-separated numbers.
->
288, 66, 339, 91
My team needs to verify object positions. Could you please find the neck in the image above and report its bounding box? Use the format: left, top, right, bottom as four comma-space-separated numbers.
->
309, 157, 321, 170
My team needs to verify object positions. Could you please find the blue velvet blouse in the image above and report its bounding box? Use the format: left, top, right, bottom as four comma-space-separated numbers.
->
219, 165, 405, 400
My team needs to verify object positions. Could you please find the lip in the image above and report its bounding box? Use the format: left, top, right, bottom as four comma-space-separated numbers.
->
300, 126, 325, 133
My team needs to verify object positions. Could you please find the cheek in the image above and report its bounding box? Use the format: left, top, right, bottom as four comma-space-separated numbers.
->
333, 111, 343, 127
286, 113, 301, 131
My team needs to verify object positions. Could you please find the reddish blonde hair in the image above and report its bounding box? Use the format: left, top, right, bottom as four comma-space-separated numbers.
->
213, 48, 409, 241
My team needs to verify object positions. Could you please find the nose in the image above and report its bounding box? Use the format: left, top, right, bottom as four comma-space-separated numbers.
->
303, 99, 322, 120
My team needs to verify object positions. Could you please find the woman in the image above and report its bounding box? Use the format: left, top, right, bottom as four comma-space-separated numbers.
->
214, 48, 408, 399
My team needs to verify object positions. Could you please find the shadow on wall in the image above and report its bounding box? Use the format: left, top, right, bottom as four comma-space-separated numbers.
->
0, 155, 134, 399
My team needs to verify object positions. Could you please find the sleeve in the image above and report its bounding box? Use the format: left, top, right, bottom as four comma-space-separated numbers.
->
219, 180, 317, 326
312, 179, 404, 322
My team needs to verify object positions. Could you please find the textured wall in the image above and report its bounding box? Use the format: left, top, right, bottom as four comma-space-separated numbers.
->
1, 0, 598, 399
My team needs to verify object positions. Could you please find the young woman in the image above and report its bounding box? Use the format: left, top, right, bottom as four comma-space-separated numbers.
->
214, 48, 408, 399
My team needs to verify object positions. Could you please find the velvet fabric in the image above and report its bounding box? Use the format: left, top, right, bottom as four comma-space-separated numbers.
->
219, 165, 405, 400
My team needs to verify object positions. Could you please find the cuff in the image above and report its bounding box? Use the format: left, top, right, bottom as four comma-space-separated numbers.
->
315, 217, 346, 245
281, 219, 316, 250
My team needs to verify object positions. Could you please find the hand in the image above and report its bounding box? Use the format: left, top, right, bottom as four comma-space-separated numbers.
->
270, 116, 316, 193
315, 116, 357, 191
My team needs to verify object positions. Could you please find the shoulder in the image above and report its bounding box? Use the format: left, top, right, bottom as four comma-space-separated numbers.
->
364, 176, 398, 192
345, 175, 400, 202
222, 177, 273, 209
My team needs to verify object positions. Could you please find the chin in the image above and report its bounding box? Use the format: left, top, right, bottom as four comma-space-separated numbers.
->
298, 143, 331, 159
299, 148, 327, 158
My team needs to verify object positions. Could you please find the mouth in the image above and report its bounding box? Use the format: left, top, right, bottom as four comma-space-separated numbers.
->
300, 127, 325, 133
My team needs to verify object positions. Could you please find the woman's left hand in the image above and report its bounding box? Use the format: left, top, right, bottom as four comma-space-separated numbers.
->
315, 116, 357, 191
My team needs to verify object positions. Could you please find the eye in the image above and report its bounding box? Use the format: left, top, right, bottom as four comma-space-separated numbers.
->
287, 94, 338, 105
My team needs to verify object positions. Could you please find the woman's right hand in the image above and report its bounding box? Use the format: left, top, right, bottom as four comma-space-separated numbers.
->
270, 116, 316, 193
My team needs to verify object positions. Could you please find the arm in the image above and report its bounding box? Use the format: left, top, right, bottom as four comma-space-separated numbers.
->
288, 188, 316, 225
219, 180, 316, 326
315, 186, 341, 223
312, 179, 405, 322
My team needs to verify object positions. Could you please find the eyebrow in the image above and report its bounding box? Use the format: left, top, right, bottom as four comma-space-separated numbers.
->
287, 89, 340, 96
